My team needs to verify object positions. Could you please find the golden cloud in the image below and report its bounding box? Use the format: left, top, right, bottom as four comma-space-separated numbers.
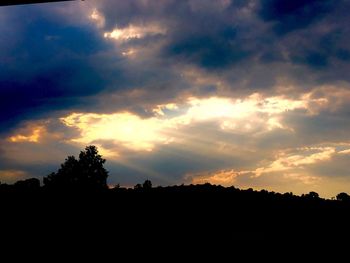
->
8, 125, 45, 143
254, 147, 336, 177
190, 169, 250, 186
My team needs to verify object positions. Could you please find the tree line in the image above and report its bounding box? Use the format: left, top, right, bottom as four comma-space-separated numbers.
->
1, 145, 350, 202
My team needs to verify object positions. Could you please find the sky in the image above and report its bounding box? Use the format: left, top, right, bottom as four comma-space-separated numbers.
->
1, 0, 350, 197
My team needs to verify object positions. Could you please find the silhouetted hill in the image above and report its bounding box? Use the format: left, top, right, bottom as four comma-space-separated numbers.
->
1, 182, 350, 260
1, 182, 350, 240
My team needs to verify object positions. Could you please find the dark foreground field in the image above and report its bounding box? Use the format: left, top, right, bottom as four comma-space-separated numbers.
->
2, 184, 350, 247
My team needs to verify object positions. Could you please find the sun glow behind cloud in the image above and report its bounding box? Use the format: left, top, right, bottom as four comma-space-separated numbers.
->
103, 23, 166, 42
9, 91, 314, 151
60, 112, 169, 152
58, 91, 327, 155
170, 94, 308, 127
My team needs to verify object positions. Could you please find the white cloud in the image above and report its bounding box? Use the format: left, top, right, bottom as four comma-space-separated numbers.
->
90, 8, 105, 28
104, 23, 166, 42
254, 147, 336, 177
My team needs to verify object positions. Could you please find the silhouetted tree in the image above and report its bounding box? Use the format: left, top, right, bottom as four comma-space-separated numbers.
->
43, 156, 79, 189
336, 192, 350, 202
78, 145, 108, 189
43, 145, 108, 191
14, 178, 40, 192
143, 179, 152, 189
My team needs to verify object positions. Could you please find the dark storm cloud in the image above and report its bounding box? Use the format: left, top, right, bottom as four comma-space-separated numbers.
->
285, 29, 350, 72
259, 0, 336, 34
94, 0, 350, 87
165, 28, 252, 69
92, 0, 261, 69
0, 4, 120, 132
256, 0, 350, 80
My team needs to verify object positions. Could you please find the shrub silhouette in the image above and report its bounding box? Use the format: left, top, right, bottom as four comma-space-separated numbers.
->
134, 183, 142, 190
303, 191, 320, 200
14, 178, 40, 192
43, 145, 108, 191
134, 180, 153, 190
336, 192, 350, 202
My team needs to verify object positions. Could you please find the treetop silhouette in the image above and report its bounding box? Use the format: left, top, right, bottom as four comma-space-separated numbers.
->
43, 145, 108, 191
336, 192, 350, 202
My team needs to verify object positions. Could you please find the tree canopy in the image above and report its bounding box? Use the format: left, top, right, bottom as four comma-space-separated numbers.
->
43, 145, 108, 191
336, 192, 350, 202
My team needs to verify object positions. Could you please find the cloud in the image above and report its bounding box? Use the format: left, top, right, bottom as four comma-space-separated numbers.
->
2, 0, 350, 133
259, 0, 336, 34
185, 143, 350, 195
8, 125, 44, 143
338, 149, 350, 155
60, 112, 169, 152
92, 0, 350, 92
253, 147, 336, 177
189, 169, 250, 186
57, 91, 320, 156
0, 119, 79, 178
104, 23, 166, 42
0, 3, 117, 132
